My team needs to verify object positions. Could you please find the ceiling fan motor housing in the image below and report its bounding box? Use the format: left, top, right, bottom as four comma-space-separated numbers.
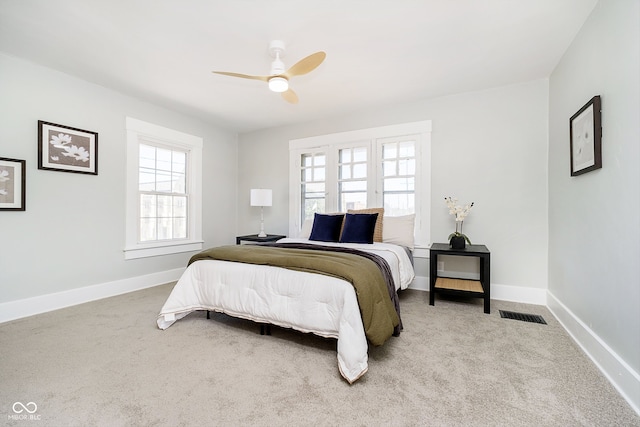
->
270, 58, 285, 75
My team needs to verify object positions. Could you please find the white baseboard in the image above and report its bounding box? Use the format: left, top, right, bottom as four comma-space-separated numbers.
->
492, 282, 547, 305
408, 275, 547, 306
408, 275, 429, 291
0, 268, 184, 324
547, 291, 640, 415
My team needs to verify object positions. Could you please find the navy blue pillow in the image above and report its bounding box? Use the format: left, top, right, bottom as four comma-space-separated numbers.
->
339, 213, 379, 244
309, 213, 345, 242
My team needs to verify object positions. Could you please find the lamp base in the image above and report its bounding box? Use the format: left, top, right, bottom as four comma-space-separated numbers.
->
257, 207, 267, 238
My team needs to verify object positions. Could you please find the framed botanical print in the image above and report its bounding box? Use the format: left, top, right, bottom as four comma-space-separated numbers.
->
0, 157, 26, 211
38, 121, 98, 175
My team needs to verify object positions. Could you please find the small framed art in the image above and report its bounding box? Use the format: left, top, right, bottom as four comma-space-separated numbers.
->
0, 157, 26, 211
38, 120, 98, 175
570, 96, 602, 176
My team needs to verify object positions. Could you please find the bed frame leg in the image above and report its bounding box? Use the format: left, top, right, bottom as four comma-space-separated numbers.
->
206, 311, 210, 319
260, 324, 272, 335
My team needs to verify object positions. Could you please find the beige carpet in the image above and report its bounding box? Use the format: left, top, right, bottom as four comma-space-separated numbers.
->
1, 283, 638, 426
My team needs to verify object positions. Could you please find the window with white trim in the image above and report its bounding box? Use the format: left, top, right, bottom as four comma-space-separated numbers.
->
124, 117, 203, 260
289, 121, 431, 247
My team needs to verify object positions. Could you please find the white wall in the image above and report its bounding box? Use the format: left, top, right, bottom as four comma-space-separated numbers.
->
238, 79, 549, 293
548, 0, 639, 409
0, 53, 238, 306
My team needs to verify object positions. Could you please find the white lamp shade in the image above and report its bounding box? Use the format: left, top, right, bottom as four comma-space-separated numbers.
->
250, 189, 272, 207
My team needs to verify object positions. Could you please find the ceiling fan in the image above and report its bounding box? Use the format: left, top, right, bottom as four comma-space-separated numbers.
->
212, 40, 326, 104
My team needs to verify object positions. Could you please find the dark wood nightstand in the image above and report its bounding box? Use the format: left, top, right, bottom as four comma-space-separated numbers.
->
235, 234, 286, 245
429, 243, 491, 314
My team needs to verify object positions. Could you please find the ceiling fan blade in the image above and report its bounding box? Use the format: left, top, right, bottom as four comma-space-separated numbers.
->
281, 88, 299, 104
212, 71, 269, 82
283, 51, 326, 78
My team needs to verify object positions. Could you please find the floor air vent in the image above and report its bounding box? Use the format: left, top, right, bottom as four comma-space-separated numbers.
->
499, 310, 547, 325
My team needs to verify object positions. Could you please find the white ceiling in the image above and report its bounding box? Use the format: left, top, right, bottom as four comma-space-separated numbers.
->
0, 0, 597, 134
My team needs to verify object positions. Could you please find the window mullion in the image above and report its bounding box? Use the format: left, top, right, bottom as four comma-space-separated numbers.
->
326, 149, 338, 212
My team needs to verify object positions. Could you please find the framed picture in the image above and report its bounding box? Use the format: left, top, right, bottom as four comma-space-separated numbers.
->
570, 96, 602, 176
0, 157, 26, 211
38, 121, 98, 175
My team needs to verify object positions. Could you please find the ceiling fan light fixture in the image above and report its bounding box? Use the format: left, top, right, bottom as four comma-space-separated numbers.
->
268, 76, 289, 93
212, 41, 325, 104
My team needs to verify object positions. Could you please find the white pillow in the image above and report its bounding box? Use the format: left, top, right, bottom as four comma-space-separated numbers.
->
298, 218, 313, 238
382, 214, 415, 250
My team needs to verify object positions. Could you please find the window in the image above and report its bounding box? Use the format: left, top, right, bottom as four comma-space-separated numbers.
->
379, 137, 416, 216
300, 151, 326, 224
124, 117, 203, 260
338, 146, 368, 211
289, 121, 431, 247
138, 144, 188, 242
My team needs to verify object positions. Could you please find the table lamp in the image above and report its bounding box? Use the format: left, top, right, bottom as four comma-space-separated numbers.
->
250, 189, 272, 237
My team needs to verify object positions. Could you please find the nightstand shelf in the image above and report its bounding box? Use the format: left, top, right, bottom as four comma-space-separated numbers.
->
435, 277, 483, 293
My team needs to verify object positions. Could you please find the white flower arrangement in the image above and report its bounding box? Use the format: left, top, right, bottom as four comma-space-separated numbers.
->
445, 196, 474, 244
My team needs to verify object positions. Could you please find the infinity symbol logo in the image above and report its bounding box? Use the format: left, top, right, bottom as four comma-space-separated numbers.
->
12, 401, 38, 414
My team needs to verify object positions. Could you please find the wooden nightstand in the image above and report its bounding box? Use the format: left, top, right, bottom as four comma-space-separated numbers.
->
235, 234, 286, 245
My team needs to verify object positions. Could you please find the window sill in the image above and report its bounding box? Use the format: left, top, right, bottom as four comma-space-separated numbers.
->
124, 240, 204, 260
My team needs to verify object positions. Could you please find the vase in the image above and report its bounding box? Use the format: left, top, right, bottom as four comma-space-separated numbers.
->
450, 221, 466, 249
450, 235, 466, 249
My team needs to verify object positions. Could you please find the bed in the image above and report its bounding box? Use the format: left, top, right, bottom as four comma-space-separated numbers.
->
157, 212, 416, 383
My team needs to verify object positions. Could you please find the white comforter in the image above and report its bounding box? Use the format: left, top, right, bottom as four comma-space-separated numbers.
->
157, 238, 415, 383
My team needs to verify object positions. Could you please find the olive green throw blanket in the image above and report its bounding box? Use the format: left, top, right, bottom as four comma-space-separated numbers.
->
188, 244, 400, 346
